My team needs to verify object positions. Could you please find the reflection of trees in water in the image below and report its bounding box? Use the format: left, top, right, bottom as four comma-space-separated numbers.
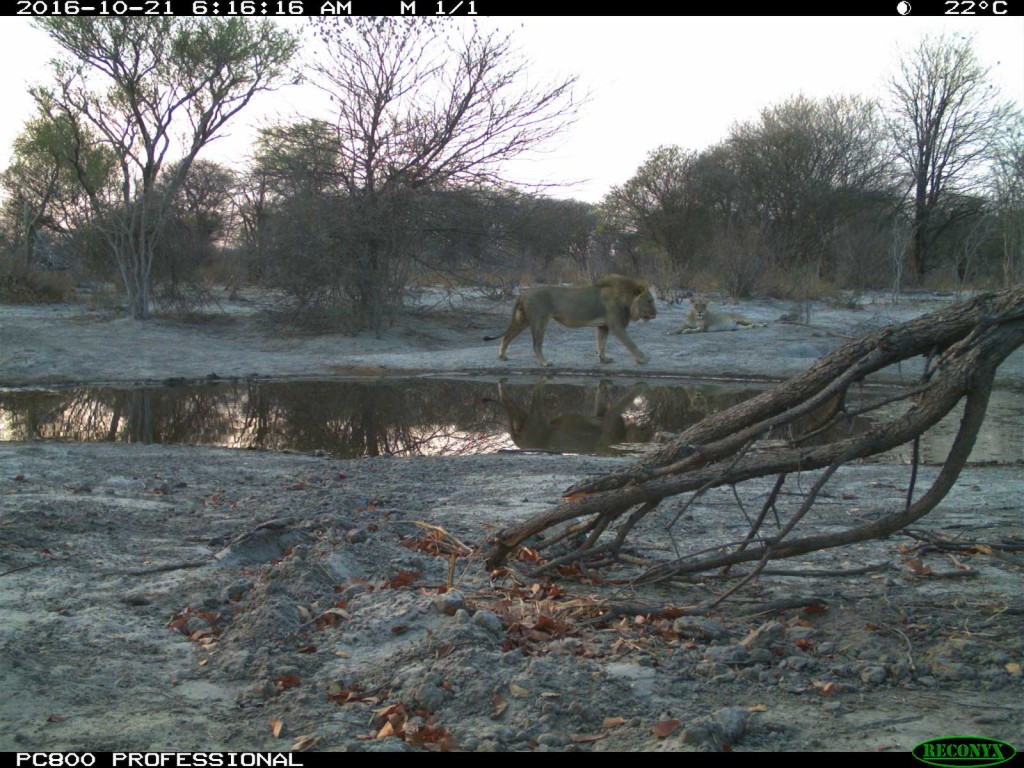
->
235, 380, 510, 457
1, 386, 240, 444
0, 380, 518, 457
0, 381, 517, 456
0, 380, 812, 455
2, 380, 1019, 462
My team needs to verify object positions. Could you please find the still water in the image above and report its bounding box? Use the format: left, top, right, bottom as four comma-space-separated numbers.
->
1, 377, 1021, 464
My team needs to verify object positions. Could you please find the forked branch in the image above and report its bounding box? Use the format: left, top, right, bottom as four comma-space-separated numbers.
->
483, 288, 1024, 585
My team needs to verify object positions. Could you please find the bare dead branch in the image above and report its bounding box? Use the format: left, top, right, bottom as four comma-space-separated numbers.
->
482, 288, 1024, 599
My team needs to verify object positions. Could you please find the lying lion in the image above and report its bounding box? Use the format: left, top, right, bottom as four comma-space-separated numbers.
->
485, 275, 656, 367
668, 296, 767, 335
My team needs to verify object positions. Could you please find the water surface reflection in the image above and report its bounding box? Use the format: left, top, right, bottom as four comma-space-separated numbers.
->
1, 377, 1020, 464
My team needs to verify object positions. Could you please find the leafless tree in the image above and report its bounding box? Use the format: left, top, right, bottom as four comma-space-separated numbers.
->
888, 34, 1011, 282
990, 112, 1024, 288
890, 215, 912, 304
304, 17, 580, 332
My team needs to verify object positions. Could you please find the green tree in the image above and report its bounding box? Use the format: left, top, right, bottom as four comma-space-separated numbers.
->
1, 114, 112, 267
727, 94, 896, 278
254, 120, 341, 200
602, 145, 707, 283
31, 18, 297, 318
888, 34, 1011, 280
151, 158, 237, 306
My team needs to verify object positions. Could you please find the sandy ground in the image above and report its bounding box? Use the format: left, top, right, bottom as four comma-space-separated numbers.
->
5, 288, 1021, 388
0, 290, 1021, 753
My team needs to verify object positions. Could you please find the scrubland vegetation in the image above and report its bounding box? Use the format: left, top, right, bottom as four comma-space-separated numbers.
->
1, 20, 1020, 329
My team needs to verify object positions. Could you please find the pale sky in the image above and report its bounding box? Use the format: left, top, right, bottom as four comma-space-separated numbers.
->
1, 16, 1021, 203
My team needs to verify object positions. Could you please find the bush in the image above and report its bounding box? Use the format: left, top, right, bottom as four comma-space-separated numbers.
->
0, 255, 74, 303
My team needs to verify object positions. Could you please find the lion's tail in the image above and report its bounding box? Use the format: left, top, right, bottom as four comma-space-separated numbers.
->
484, 296, 525, 341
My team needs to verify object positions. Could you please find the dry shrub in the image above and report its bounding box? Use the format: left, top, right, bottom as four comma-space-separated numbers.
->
921, 270, 979, 293
679, 267, 721, 295
689, 226, 773, 299
198, 253, 242, 288
0, 256, 74, 304
84, 284, 125, 312
759, 265, 835, 301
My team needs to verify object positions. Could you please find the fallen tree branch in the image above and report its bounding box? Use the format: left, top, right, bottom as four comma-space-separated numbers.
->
482, 288, 1024, 598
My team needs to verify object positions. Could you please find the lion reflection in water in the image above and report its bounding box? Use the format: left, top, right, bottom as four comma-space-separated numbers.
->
483, 378, 652, 456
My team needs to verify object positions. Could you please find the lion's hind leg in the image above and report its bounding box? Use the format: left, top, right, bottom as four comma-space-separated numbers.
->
734, 315, 766, 329
527, 313, 554, 367
496, 302, 530, 361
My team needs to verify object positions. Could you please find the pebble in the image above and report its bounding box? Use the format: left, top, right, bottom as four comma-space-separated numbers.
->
486, 726, 516, 744
930, 660, 977, 681
673, 617, 729, 641
785, 626, 815, 642
782, 656, 812, 671
743, 621, 786, 650
222, 580, 253, 602
536, 731, 568, 747
435, 590, 466, 616
715, 707, 750, 741
704, 645, 750, 664
410, 681, 446, 713
860, 666, 887, 686
681, 707, 750, 750
344, 528, 368, 544
183, 616, 210, 634
471, 609, 503, 634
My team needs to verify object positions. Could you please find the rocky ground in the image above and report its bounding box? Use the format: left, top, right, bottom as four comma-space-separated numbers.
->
0, 289, 1021, 752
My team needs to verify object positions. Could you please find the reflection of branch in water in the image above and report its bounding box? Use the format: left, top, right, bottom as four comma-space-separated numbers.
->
397, 424, 511, 457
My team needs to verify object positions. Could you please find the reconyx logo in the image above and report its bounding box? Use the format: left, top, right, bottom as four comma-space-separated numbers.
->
913, 736, 1017, 768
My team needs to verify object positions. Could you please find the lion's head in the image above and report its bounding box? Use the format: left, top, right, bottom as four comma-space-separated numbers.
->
631, 286, 657, 323
689, 296, 708, 321
596, 275, 657, 324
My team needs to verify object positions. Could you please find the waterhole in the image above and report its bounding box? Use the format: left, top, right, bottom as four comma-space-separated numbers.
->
1, 377, 1021, 464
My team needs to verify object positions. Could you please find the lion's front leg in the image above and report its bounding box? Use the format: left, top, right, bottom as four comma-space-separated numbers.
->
596, 327, 614, 364
608, 320, 648, 365
668, 320, 699, 335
